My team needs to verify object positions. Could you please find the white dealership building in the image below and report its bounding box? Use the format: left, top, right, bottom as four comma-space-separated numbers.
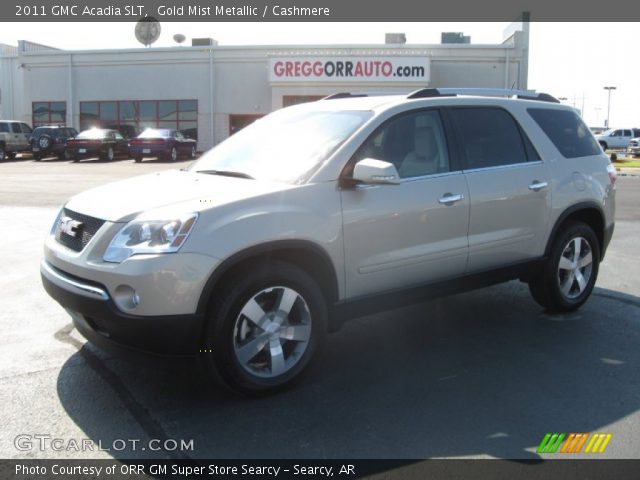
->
0, 23, 529, 150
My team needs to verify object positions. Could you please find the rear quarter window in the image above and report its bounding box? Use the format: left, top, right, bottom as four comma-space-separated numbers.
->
528, 108, 601, 158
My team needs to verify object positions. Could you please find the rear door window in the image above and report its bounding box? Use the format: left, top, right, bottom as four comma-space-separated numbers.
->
528, 108, 601, 158
11, 123, 21, 134
449, 107, 530, 169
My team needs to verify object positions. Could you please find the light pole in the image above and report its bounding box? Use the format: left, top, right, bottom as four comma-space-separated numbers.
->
603, 86, 616, 128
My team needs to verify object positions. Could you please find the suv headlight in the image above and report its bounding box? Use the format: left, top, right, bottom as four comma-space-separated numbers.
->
103, 213, 198, 263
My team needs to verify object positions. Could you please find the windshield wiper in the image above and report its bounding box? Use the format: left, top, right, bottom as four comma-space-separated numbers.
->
195, 169, 254, 179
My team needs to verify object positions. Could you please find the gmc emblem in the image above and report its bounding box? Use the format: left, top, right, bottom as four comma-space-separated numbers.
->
58, 217, 84, 237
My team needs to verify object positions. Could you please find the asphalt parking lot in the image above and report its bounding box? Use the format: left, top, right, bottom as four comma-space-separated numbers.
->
0, 156, 639, 461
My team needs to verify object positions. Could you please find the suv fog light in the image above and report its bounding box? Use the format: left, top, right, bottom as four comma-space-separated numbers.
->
114, 285, 140, 310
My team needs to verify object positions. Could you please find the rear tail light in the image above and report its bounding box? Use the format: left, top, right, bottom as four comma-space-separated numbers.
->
606, 163, 617, 185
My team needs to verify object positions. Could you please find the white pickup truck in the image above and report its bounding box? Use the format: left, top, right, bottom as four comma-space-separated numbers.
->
0, 120, 33, 161
596, 128, 640, 150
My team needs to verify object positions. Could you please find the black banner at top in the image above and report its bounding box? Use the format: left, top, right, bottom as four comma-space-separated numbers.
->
4, 0, 640, 21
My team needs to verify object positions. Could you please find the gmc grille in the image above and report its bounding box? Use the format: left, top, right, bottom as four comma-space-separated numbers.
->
55, 208, 105, 252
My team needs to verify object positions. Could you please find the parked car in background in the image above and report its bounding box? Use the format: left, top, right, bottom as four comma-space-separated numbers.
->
0, 120, 33, 160
628, 137, 640, 157
65, 128, 130, 162
30, 126, 79, 160
128, 128, 197, 162
595, 128, 640, 150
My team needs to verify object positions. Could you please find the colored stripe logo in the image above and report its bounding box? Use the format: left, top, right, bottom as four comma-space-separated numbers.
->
537, 433, 612, 454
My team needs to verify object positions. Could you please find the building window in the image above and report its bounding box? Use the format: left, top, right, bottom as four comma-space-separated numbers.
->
79, 100, 198, 139
32, 102, 66, 126
282, 95, 325, 108
229, 114, 264, 136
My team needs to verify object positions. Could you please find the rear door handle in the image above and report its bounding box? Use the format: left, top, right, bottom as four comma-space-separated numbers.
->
438, 193, 464, 205
528, 181, 548, 191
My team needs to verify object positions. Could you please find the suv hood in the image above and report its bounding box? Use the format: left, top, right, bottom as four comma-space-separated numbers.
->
64, 169, 293, 222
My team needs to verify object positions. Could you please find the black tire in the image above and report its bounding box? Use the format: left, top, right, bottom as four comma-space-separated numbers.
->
529, 221, 600, 312
599, 141, 608, 151
202, 261, 327, 396
134, 156, 143, 163
58, 150, 71, 161
34, 154, 42, 161
0, 145, 6, 161
190, 145, 197, 159
169, 147, 178, 162
6, 152, 16, 160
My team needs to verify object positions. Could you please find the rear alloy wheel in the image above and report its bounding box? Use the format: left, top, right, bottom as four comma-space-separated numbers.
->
102, 146, 115, 162
0, 146, 6, 161
203, 261, 327, 395
190, 145, 197, 159
529, 221, 600, 312
169, 147, 178, 162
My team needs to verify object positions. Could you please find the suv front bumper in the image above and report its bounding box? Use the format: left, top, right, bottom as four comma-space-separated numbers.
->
41, 260, 204, 357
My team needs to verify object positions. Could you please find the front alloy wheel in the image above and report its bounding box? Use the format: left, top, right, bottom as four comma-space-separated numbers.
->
203, 261, 327, 395
233, 286, 312, 379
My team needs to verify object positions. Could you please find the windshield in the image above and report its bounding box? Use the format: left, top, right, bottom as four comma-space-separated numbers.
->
191, 107, 372, 183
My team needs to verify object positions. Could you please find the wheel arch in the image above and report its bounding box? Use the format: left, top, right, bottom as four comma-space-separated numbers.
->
545, 202, 606, 261
196, 240, 341, 330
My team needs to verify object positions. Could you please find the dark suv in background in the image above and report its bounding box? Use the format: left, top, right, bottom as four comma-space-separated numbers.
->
30, 126, 79, 160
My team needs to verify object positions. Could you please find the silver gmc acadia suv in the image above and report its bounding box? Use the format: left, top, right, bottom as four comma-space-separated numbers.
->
41, 88, 616, 395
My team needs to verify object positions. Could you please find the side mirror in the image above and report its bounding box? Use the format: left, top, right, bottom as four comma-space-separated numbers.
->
352, 158, 400, 185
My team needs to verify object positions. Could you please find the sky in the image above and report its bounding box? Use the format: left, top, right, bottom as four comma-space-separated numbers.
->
0, 22, 638, 127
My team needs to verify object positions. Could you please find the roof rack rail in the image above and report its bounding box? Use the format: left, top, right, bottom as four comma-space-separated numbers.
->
407, 87, 560, 103
322, 93, 369, 100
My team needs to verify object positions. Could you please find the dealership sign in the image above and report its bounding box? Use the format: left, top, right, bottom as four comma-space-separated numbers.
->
269, 57, 430, 83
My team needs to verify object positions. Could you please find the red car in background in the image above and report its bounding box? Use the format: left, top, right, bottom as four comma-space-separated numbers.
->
128, 128, 197, 162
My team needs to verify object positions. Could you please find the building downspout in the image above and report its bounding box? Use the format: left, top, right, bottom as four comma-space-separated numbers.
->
504, 47, 510, 90
8, 58, 15, 118
209, 48, 214, 150
67, 54, 74, 128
